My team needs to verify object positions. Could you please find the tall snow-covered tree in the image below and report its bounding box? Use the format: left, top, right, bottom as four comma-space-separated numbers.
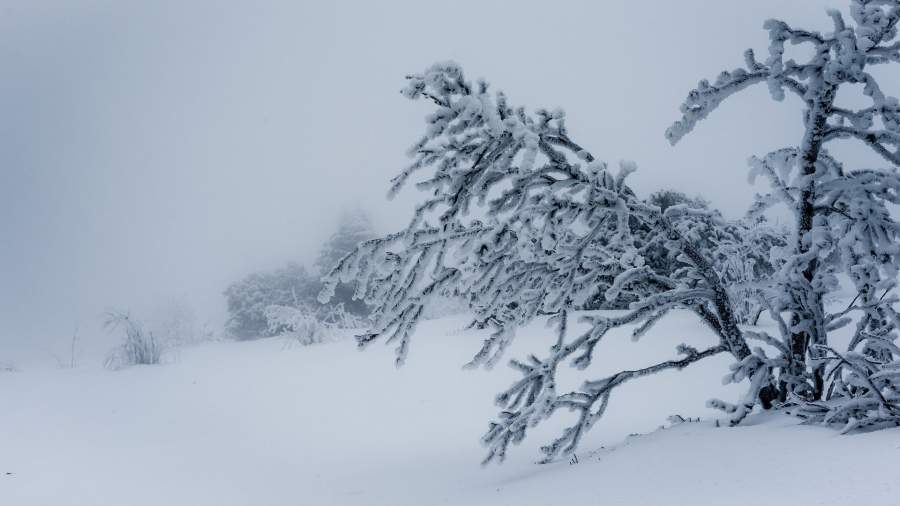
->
668, 0, 900, 430
322, 0, 900, 463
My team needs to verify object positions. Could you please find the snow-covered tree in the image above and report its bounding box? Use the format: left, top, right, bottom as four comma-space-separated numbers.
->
224, 211, 374, 340
669, 0, 900, 431
320, 64, 764, 464
224, 263, 319, 340
322, 0, 900, 463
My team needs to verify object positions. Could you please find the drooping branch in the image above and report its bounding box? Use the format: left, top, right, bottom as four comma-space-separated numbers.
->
482, 339, 727, 464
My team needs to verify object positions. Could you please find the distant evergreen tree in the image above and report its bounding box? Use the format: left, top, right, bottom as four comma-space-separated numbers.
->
224, 209, 376, 340
223, 263, 318, 340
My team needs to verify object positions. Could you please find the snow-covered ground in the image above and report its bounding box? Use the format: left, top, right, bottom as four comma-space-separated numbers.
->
1, 312, 897, 505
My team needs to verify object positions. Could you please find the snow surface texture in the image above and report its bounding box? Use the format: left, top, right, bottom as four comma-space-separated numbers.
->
0, 313, 896, 505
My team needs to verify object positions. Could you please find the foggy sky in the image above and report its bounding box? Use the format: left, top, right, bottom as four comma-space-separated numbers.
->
1, 0, 881, 357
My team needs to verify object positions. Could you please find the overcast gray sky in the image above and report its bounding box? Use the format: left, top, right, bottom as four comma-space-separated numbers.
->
2, 0, 885, 357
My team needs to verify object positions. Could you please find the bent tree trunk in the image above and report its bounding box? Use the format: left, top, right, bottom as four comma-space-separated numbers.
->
785, 84, 836, 401
663, 218, 751, 359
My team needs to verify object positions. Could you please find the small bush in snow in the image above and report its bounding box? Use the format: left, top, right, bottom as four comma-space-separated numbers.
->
264, 303, 364, 347
265, 305, 329, 346
103, 311, 162, 369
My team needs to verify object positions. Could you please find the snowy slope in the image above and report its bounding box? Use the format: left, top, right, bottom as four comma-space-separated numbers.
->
0, 312, 896, 505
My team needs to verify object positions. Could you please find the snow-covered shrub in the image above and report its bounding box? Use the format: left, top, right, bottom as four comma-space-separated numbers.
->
103, 311, 162, 369
264, 303, 364, 347
265, 305, 329, 346
315, 302, 367, 330
322, 0, 900, 463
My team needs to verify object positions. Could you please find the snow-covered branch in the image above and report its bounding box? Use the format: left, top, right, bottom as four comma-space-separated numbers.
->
481, 309, 729, 464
